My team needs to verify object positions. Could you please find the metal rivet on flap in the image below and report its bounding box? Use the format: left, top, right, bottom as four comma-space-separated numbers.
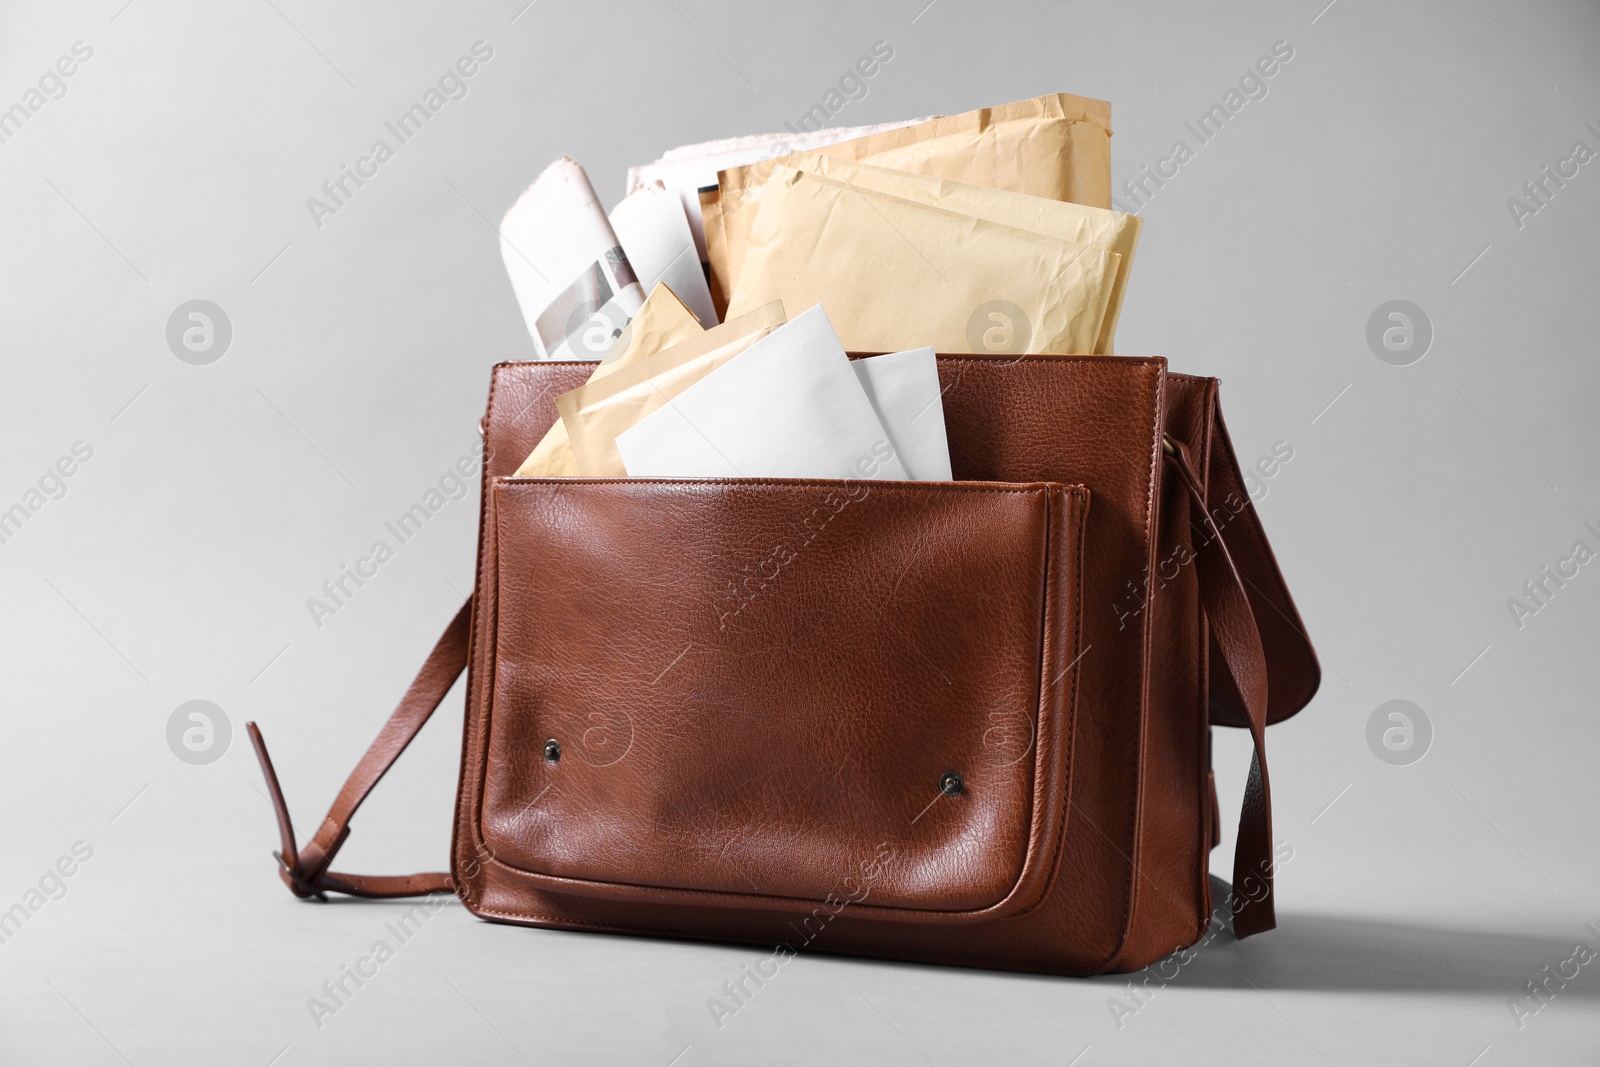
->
543, 739, 561, 762
939, 771, 964, 796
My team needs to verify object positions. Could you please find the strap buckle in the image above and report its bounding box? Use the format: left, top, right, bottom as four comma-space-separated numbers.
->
274, 850, 328, 902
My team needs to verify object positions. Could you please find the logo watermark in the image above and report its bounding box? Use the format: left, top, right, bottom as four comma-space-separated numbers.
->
706, 843, 895, 1029
1506, 123, 1599, 230
570, 708, 634, 767
1112, 484, 1255, 631
1507, 921, 1600, 1030
1365, 699, 1431, 766
1109, 438, 1296, 631
0, 40, 93, 147
166, 300, 232, 365
305, 890, 453, 1029
1366, 300, 1432, 366
306, 439, 484, 629
1107, 842, 1294, 1028
306, 41, 494, 229
1112, 41, 1296, 214
711, 469, 882, 631
0, 440, 93, 547
1506, 520, 1600, 630
980, 706, 1035, 768
0, 840, 94, 947
781, 40, 895, 135
167, 700, 231, 765
966, 300, 1032, 354
1240, 440, 1294, 502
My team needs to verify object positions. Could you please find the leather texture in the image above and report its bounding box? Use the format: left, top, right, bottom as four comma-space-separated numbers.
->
481, 478, 1087, 921
246, 353, 1319, 976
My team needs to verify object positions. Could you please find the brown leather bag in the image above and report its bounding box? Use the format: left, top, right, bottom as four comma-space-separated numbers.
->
248, 354, 1318, 976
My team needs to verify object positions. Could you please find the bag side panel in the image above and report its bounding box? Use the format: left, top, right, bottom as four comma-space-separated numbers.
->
1108, 373, 1215, 972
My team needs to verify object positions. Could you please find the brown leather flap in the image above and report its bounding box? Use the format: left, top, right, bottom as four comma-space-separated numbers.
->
474, 477, 1089, 923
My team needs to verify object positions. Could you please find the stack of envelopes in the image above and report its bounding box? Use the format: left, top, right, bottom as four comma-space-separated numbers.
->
501, 93, 1141, 482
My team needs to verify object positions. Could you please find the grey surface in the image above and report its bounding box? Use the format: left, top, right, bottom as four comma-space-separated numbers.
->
1, 0, 1597, 1064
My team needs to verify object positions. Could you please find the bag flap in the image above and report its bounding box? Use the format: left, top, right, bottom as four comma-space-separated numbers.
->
473, 477, 1088, 923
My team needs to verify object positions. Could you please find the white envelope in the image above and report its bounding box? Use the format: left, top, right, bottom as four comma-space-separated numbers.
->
608, 182, 719, 328
851, 348, 951, 481
615, 305, 909, 481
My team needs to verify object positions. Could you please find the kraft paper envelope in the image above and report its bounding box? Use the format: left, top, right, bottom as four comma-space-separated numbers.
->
501, 156, 645, 359
513, 283, 702, 478
608, 181, 719, 328
705, 92, 1112, 311
795, 157, 1142, 355
615, 305, 908, 481
726, 168, 1119, 355
600, 282, 703, 368
560, 301, 786, 477
851, 347, 951, 481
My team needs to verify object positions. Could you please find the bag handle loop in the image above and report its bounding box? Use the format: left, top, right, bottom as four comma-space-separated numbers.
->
246, 599, 471, 901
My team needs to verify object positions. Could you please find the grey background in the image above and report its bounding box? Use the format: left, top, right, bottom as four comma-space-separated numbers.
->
1, 0, 1597, 1063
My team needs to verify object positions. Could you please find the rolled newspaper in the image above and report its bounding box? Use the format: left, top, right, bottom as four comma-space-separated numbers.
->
501, 157, 645, 360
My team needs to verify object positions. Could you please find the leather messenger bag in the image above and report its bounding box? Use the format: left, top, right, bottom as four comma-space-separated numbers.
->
247, 353, 1319, 976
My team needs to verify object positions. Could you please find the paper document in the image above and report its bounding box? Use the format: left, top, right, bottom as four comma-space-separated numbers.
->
500, 157, 645, 360
608, 182, 719, 328
616, 305, 908, 481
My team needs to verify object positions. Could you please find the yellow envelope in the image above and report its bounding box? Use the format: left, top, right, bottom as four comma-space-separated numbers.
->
601, 282, 702, 368
513, 283, 702, 477
705, 92, 1112, 313
560, 301, 786, 477
791, 157, 1142, 355
725, 168, 1118, 356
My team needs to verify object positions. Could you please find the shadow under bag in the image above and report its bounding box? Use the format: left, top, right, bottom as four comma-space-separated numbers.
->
248, 353, 1319, 976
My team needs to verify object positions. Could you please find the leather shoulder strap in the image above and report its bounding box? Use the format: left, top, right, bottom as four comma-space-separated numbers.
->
246, 598, 472, 900
1203, 399, 1321, 724
1165, 432, 1292, 938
